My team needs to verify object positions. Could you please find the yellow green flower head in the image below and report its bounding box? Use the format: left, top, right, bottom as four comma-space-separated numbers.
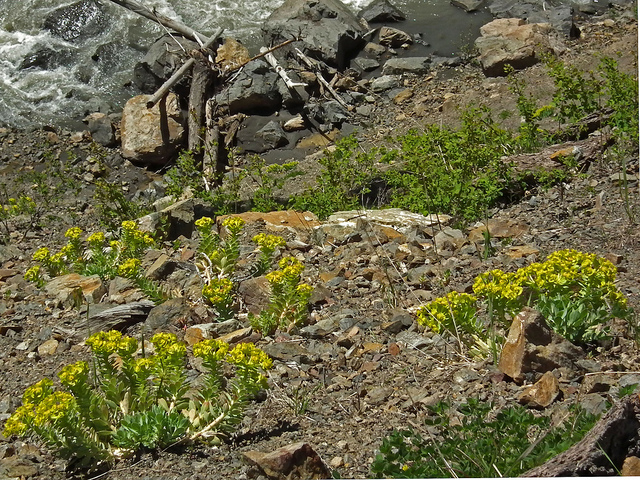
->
32, 247, 50, 262
150, 332, 185, 359
24, 265, 41, 283
227, 343, 272, 370
3, 404, 34, 437
58, 361, 89, 388
253, 233, 286, 250
22, 378, 54, 406
64, 227, 83, 240
49, 252, 65, 264
33, 391, 75, 427
87, 232, 105, 246
117, 336, 138, 356
133, 357, 155, 375
117, 258, 141, 278
265, 270, 285, 285
193, 339, 230, 363
296, 283, 314, 297
202, 278, 234, 305
416, 292, 477, 334
195, 216, 214, 230
121, 220, 137, 232
86, 330, 124, 356
473, 269, 523, 302
222, 216, 245, 234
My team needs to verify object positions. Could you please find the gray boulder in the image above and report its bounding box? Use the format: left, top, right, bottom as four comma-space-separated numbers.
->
262, 0, 368, 70
257, 121, 289, 149
133, 35, 200, 94
43, 0, 107, 42
216, 61, 282, 114
382, 57, 430, 75
358, 0, 406, 22
83, 112, 116, 147
488, 0, 579, 37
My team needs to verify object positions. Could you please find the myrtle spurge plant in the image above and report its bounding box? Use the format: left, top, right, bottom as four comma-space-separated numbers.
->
0, 195, 37, 243
3, 331, 272, 468
253, 233, 286, 275
201, 277, 235, 320
25, 221, 165, 303
250, 256, 314, 335
195, 216, 244, 281
417, 249, 631, 353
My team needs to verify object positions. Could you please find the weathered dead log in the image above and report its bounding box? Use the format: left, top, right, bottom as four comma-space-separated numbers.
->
295, 48, 351, 111
146, 32, 222, 108
188, 54, 214, 152
203, 99, 224, 190
105, 0, 211, 43
522, 394, 640, 476
85, 300, 155, 334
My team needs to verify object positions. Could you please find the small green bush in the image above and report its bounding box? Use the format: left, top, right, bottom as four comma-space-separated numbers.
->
371, 398, 599, 478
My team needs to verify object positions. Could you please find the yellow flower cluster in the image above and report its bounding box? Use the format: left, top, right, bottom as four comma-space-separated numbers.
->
202, 277, 234, 306
33, 391, 75, 427
0, 196, 35, 219
87, 231, 105, 247
473, 270, 522, 302
195, 216, 214, 230
64, 227, 83, 240
86, 330, 137, 357
226, 343, 273, 371
117, 257, 141, 278
150, 332, 186, 359
24, 265, 41, 283
133, 357, 155, 375
23, 378, 54, 405
32, 247, 50, 262
192, 339, 230, 363
253, 233, 286, 251
417, 292, 478, 334
221, 216, 245, 235
58, 361, 89, 388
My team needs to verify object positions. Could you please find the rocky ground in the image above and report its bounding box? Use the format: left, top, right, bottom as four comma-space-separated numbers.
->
0, 7, 638, 480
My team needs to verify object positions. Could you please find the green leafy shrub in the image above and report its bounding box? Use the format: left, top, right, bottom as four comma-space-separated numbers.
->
92, 180, 153, 233
245, 156, 301, 212
2, 331, 272, 468
371, 398, 599, 478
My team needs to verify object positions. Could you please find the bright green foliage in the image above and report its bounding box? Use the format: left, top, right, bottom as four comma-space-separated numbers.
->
92, 180, 152, 233
290, 135, 379, 219
2, 331, 272, 467
245, 156, 301, 212
0, 195, 37, 243
165, 150, 245, 216
26, 222, 166, 304
202, 277, 235, 320
250, 257, 313, 335
371, 398, 599, 478
598, 56, 639, 142
416, 292, 478, 336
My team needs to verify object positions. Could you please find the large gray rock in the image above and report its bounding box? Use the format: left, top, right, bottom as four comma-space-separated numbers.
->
263, 0, 368, 70
359, 0, 406, 22
43, 0, 106, 42
133, 35, 200, 94
378, 26, 413, 47
120, 93, 185, 166
216, 61, 282, 114
83, 112, 115, 147
475, 18, 566, 76
488, 0, 579, 37
382, 57, 430, 75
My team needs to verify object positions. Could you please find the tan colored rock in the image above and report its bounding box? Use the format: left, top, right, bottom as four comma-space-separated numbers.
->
621, 456, 640, 476
243, 442, 331, 480
475, 18, 566, 76
37, 338, 59, 356
499, 307, 584, 383
468, 218, 529, 242
217, 210, 320, 233
379, 26, 413, 48
518, 371, 560, 408
216, 38, 250, 72
217, 327, 253, 344
120, 93, 185, 166
45, 273, 106, 306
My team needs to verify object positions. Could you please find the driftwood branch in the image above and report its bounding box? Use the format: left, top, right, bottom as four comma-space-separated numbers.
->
260, 47, 307, 89
223, 38, 297, 74
522, 395, 640, 476
188, 55, 214, 152
105, 0, 212, 43
294, 48, 351, 111
85, 300, 156, 334
146, 32, 222, 108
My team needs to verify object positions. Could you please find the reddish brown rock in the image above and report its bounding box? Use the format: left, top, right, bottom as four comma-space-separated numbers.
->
243, 442, 331, 480
45, 273, 106, 306
518, 371, 560, 408
621, 456, 640, 476
499, 307, 584, 383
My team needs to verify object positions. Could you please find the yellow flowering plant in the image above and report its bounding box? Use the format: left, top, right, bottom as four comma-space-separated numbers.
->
26, 221, 166, 304
250, 256, 314, 335
202, 277, 235, 320
416, 292, 479, 337
195, 216, 245, 282
253, 233, 286, 275
0, 194, 37, 244
3, 330, 272, 468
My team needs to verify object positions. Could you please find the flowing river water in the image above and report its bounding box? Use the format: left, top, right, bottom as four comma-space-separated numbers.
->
0, 0, 490, 129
